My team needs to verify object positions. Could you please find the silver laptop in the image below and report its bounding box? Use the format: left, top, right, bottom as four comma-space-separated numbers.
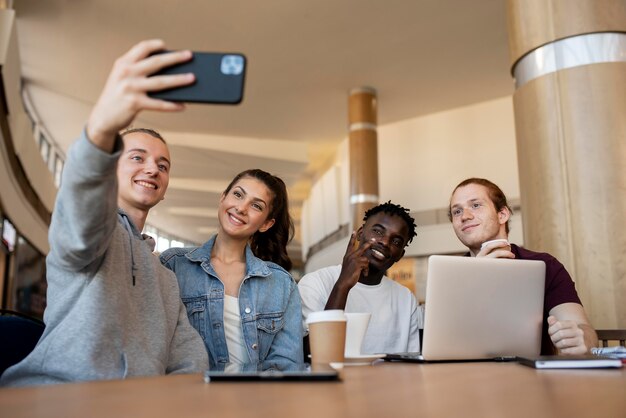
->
387, 255, 545, 362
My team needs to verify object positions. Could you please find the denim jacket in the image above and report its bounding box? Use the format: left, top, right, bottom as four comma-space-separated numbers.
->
160, 235, 304, 372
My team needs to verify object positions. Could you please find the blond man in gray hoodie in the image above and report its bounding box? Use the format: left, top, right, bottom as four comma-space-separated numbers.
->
1, 40, 208, 386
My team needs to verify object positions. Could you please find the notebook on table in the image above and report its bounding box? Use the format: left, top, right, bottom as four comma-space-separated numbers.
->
385, 255, 546, 362
518, 355, 623, 369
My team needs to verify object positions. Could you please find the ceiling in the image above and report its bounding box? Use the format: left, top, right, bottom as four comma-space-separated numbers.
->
12, 0, 514, 261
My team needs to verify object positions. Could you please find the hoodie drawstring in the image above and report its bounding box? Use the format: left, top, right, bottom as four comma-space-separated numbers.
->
121, 215, 137, 286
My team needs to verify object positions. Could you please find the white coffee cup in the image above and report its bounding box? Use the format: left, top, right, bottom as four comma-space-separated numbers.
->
344, 312, 371, 357
480, 239, 510, 251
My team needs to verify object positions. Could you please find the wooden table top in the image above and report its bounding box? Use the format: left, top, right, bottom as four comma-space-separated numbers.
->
1, 361, 624, 418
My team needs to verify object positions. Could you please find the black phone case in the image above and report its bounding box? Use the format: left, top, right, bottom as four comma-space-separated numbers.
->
148, 52, 246, 104
203, 370, 340, 382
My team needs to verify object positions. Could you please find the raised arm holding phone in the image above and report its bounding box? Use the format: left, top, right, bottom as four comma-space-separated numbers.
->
1, 40, 209, 387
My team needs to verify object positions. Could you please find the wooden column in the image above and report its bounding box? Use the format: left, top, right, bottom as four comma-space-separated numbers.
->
348, 87, 378, 228
507, 0, 626, 328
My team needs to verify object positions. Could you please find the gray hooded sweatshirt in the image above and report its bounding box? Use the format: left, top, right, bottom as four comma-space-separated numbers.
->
1, 132, 208, 387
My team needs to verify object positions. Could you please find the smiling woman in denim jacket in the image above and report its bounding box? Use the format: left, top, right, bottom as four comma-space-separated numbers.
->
160, 169, 304, 372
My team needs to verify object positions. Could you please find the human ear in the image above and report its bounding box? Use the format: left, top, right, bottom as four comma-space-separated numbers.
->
498, 207, 511, 225
259, 218, 275, 233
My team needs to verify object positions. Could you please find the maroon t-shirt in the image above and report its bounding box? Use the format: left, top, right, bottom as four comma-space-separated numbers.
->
510, 244, 582, 355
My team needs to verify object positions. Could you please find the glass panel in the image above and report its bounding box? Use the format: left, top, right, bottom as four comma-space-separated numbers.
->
170, 240, 185, 248
54, 154, 64, 187
12, 236, 47, 319
2, 218, 16, 252
39, 133, 50, 163
157, 237, 170, 253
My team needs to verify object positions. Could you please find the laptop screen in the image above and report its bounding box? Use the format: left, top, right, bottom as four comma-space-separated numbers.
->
421, 255, 545, 361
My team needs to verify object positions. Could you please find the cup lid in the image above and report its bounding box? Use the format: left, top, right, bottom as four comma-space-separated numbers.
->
306, 309, 347, 324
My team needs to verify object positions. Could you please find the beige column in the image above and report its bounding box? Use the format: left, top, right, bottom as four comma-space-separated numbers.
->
507, 0, 626, 328
348, 87, 379, 228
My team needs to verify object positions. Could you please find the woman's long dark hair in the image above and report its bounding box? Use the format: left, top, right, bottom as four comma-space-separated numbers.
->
223, 169, 294, 270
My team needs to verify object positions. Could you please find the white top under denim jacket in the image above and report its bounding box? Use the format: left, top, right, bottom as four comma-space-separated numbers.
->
223, 295, 249, 371
160, 235, 304, 372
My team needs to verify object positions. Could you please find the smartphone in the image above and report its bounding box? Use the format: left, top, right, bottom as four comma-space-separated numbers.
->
148, 51, 246, 105
203, 369, 340, 382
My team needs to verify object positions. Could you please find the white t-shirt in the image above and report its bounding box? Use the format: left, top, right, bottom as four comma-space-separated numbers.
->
298, 265, 421, 354
223, 295, 249, 372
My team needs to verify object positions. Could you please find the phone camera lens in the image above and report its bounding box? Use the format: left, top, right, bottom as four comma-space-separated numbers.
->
221, 55, 244, 75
